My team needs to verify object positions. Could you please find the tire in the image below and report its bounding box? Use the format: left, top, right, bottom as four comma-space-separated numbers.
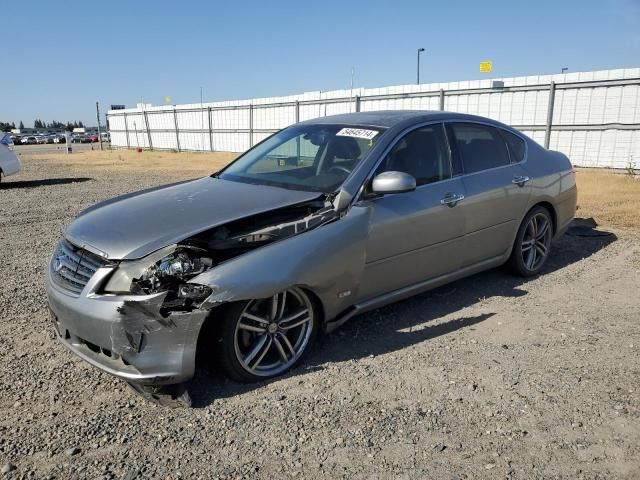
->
216, 287, 318, 383
508, 206, 554, 277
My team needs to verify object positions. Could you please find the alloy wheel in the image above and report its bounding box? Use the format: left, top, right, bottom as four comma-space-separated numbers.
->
233, 288, 314, 377
521, 212, 552, 271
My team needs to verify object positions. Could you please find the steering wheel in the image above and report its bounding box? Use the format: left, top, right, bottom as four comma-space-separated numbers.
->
328, 165, 352, 176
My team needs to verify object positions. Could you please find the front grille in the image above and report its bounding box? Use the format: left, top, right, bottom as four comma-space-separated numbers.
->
50, 240, 106, 295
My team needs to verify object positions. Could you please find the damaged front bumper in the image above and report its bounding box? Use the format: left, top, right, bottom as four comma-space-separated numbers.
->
46, 266, 209, 385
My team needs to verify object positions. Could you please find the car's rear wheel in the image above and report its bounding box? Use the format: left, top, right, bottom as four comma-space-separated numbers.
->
508, 206, 553, 277
218, 287, 317, 382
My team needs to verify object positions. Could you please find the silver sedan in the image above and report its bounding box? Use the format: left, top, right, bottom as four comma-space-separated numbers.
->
0, 133, 21, 183
46, 111, 577, 390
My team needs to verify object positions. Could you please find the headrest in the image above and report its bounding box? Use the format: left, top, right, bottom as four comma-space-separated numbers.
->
330, 136, 361, 159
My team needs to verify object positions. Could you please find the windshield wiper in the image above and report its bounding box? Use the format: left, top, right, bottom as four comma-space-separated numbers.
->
324, 190, 342, 209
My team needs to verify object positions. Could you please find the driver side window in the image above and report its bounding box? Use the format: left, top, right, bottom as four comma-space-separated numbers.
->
377, 123, 451, 186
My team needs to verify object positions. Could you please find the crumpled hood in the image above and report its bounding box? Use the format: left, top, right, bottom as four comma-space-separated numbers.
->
65, 177, 321, 260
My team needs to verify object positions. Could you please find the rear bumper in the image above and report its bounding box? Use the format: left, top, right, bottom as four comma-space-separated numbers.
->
46, 267, 209, 385
554, 182, 578, 240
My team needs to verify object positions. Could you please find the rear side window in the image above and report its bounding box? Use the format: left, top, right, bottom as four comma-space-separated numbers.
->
450, 123, 510, 174
378, 123, 451, 186
500, 129, 526, 163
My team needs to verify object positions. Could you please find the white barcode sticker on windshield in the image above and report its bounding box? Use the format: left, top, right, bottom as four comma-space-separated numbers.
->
336, 128, 379, 140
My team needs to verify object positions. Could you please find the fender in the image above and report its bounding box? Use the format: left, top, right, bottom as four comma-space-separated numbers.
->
190, 206, 371, 322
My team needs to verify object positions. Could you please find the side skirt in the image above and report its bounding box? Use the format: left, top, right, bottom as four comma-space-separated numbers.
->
325, 253, 508, 333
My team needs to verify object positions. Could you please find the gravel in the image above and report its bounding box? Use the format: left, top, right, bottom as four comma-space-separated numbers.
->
0, 158, 639, 478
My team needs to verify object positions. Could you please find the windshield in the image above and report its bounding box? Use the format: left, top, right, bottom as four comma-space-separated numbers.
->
218, 124, 385, 192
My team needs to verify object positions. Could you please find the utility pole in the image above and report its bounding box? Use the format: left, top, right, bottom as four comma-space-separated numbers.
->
417, 48, 425, 84
96, 102, 103, 151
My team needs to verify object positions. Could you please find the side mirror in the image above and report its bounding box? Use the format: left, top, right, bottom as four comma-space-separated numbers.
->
371, 171, 416, 194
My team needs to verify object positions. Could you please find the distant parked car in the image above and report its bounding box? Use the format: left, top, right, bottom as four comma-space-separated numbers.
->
21, 136, 37, 145
35, 135, 47, 144
72, 134, 85, 143
100, 132, 110, 142
53, 134, 66, 144
0, 133, 22, 183
86, 134, 98, 143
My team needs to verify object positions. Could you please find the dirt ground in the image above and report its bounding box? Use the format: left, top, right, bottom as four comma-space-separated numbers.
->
0, 151, 638, 479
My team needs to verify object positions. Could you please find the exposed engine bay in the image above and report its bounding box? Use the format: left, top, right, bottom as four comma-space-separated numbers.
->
107, 196, 339, 316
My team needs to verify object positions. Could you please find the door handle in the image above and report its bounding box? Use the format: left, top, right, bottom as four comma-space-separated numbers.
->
440, 193, 465, 207
512, 175, 530, 187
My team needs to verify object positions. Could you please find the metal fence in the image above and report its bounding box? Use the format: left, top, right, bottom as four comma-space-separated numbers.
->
107, 68, 640, 169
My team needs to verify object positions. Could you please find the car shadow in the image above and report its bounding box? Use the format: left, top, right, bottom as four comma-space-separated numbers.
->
183, 219, 616, 407
0, 177, 93, 189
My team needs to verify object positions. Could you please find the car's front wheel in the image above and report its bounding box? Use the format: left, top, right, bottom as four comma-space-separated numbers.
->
218, 287, 317, 382
508, 205, 554, 276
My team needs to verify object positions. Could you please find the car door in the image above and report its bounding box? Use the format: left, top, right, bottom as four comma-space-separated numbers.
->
446, 122, 532, 267
357, 123, 467, 302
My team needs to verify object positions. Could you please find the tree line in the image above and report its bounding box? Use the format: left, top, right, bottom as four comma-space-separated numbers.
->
1, 120, 85, 132
33, 119, 85, 130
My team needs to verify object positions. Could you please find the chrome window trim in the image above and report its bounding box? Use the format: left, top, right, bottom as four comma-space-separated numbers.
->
456, 157, 522, 179
354, 118, 530, 203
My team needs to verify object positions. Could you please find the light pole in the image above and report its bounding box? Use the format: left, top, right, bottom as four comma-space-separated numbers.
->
96, 102, 103, 151
417, 48, 425, 84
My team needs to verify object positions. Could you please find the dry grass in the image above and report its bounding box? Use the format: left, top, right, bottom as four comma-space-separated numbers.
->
22, 149, 236, 177
576, 170, 640, 228
19, 150, 640, 228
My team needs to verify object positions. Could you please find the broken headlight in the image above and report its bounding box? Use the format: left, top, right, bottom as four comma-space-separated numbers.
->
103, 245, 214, 303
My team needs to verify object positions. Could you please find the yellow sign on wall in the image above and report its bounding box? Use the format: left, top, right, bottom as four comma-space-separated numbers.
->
480, 61, 493, 73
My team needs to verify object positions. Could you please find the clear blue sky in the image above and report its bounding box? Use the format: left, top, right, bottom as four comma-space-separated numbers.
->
3, 0, 639, 127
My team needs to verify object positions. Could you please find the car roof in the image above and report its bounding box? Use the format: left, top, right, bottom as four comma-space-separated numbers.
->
297, 110, 510, 130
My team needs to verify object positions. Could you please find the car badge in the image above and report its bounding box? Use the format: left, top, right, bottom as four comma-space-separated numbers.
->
54, 256, 64, 272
